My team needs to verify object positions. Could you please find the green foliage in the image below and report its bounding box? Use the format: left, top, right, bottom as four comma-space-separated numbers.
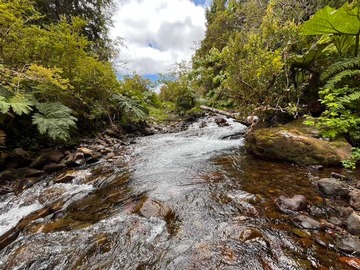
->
342, 148, 360, 169
110, 94, 149, 122
32, 102, 77, 141
301, 3, 360, 36
305, 57, 360, 150
301, 1, 360, 57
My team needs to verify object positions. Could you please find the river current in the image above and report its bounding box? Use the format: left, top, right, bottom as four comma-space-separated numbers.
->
0, 116, 356, 269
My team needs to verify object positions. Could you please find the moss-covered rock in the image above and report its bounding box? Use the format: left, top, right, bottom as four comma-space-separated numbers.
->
245, 120, 351, 166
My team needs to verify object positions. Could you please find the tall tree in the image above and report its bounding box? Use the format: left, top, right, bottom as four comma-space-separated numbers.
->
34, 0, 116, 60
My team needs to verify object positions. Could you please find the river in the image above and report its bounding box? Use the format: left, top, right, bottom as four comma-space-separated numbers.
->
0, 116, 357, 269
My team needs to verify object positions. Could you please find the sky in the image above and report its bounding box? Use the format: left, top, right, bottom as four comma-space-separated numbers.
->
110, 0, 210, 79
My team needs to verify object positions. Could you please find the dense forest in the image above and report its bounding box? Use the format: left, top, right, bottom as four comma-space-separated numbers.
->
1, 0, 360, 167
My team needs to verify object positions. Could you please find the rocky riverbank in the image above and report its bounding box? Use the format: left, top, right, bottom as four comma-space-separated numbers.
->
0, 119, 194, 195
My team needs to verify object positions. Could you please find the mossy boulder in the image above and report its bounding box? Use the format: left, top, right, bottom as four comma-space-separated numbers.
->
245, 120, 351, 166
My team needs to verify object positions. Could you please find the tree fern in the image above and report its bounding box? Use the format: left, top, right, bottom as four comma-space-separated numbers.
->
110, 94, 149, 121
32, 102, 77, 141
324, 69, 360, 89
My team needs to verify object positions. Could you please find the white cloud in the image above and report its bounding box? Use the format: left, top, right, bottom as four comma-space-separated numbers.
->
110, 0, 207, 75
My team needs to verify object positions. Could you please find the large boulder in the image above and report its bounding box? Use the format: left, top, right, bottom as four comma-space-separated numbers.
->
245, 120, 351, 166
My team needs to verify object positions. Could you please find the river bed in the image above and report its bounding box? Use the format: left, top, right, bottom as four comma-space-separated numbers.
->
0, 116, 358, 269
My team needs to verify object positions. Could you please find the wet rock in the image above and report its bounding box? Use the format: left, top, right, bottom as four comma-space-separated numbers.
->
329, 216, 344, 227
347, 212, 360, 235
214, 117, 229, 127
54, 171, 76, 184
199, 121, 207, 128
77, 147, 93, 157
337, 236, 360, 254
245, 120, 352, 166
317, 178, 349, 198
86, 151, 102, 164
238, 228, 263, 242
40, 150, 64, 162
64, 152, 85, 167
15, 168, 43, 178
105, 152, 115, 160
138, 198, 172, 219
350, 190, 360, 211
293, 214, 321, 230
292, 228, 311, 239
74, 152, 86, 166
30, 155, 48, 169
39, 187, 67, 204
275, 195, 307, 212
43, 163, 66, 172
0, 169, 16, 182
339, 257, 360, 270
5, 148, 32, 168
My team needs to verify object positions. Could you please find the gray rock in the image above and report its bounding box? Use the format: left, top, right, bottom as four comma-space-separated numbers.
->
350, 190, 360, 211
347, 212, 360, 235
293, 214, 320, 230
317, 178, 349, 198
337, 236, 360, 254
275, 195, 307, 212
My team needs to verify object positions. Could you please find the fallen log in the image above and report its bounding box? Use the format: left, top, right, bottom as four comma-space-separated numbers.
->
199, 105, 256, 127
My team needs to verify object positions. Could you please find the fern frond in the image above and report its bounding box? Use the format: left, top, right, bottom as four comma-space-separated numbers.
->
321, 58, 360, 81
340, 91, 360, 104
111, 94, 149, 120
324, 69, 360, 89
32, 102, 77, 141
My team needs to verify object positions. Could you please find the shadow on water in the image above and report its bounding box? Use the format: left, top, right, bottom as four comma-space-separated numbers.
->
0, 116, 358, 269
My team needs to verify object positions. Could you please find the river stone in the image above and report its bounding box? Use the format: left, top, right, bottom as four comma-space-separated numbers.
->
43, 163, 66, 172
350, 190, 360, 211
54, 171, 77, 184
214, 117, 229, 127
275, 195, 307, 212
40, 150, 64, 162
245, 120, 351, 166
337, 236, 360, 254
293, 214, 321, 230
77, 147, 93, 157
347, 212, 360, 235
5, 148, 32, 168
317, 178, 349, 198
30, 155, 48, 169
139, 198, 172, 219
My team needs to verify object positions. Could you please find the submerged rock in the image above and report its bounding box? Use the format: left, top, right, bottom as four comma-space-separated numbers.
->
293, 214, 320, 230
245, 120, 351, 166
138, 198, 172, 219
275, 195, 307, 213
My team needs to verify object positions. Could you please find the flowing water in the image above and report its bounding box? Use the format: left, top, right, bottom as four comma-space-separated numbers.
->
0, 116, 358, 269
